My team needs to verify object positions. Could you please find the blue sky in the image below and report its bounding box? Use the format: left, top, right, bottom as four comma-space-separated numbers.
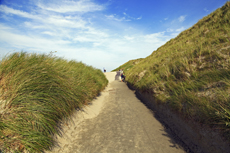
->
0, 0, 229, 71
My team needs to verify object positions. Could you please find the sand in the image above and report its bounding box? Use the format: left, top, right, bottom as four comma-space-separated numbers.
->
46, 71, 186, 153
45, 72, 117, 152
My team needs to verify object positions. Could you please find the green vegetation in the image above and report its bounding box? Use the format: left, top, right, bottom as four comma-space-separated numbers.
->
117, 2, 230, 139
112, 58, 143, 72
0, 52, 108, 152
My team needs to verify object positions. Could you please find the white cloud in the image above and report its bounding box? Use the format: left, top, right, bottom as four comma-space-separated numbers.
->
176, 27, 185, 32
105, 14, 130, 21
0, 0, 177, 72
178, 15, 186, 22
142, 32, 168, 43
170, 32, 180, 37
166, 27, 185, 33
42, 31, 55, 36
124, 36, 135, 40
45, 15, 86, 28
0, 5, 87, 30
36, 0, 104, 13
0, 20, 173, 71
167, 28, 174, 32
24, 22, 47, 29
0, 23, 13, 30
85, 27, 109, 38
0, 5, 38, 19
123, 12, 142, 20
204, 8, 209, 12
0, 28, 71, 49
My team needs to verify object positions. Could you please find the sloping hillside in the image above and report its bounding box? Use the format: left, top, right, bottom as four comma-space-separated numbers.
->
118, 2, 230, 140
0, 52, 108, 152
112, 58, 143, 72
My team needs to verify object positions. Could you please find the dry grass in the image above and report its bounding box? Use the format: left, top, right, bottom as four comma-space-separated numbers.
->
116, 2, 230, 140
0, 52, 108, 152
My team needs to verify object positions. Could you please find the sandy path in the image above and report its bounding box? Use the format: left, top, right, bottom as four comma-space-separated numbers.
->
46, 72, 187, 153
45, 72, 116, 153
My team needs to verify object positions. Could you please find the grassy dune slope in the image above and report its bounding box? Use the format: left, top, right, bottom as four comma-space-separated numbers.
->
118, 2, 230, 139
0, 52, 108, 152
112, 58, 143, 72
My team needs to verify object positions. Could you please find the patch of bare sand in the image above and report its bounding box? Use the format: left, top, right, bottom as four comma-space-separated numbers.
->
104, 72, 117, 83
45, 72, 116, 153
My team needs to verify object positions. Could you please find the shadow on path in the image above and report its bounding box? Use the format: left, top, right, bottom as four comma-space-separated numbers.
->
126, 83, 194, 153
115, 71, 120, 80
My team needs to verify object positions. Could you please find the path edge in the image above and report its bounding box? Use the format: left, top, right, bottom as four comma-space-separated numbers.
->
127, 82, 230, 153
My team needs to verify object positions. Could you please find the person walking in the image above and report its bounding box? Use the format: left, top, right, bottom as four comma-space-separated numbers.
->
121, 73, 126, 82
120, 70, 125, 82
119, 69, 123, 81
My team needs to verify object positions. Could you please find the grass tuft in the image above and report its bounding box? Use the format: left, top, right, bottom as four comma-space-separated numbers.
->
0, 52, 108, 152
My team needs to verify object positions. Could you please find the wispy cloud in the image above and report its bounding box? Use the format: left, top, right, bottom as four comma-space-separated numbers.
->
167, 28, 174, 32
0, 26, 70, 50
36, 0, 104, 13
0, 5, 87, 29
204, 8, 209, 12
0, 0, 177, 71
166, 27, 185, 34
176, 27, 185, 32
178, 15, 186, 22
105, 14, 130, 21
105, 12, 142, 22
0, 5, 37, 19
0, 0, 108, 54
170, 15, 187, 25
123, 12, 142, 20
124, 36, 135, 40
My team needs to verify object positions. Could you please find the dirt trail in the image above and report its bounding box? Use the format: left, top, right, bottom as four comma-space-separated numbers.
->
46, 72, 188, 153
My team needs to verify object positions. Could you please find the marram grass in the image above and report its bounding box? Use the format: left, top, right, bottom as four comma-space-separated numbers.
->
115, 2, 230, 140
0, 52, 108, 152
